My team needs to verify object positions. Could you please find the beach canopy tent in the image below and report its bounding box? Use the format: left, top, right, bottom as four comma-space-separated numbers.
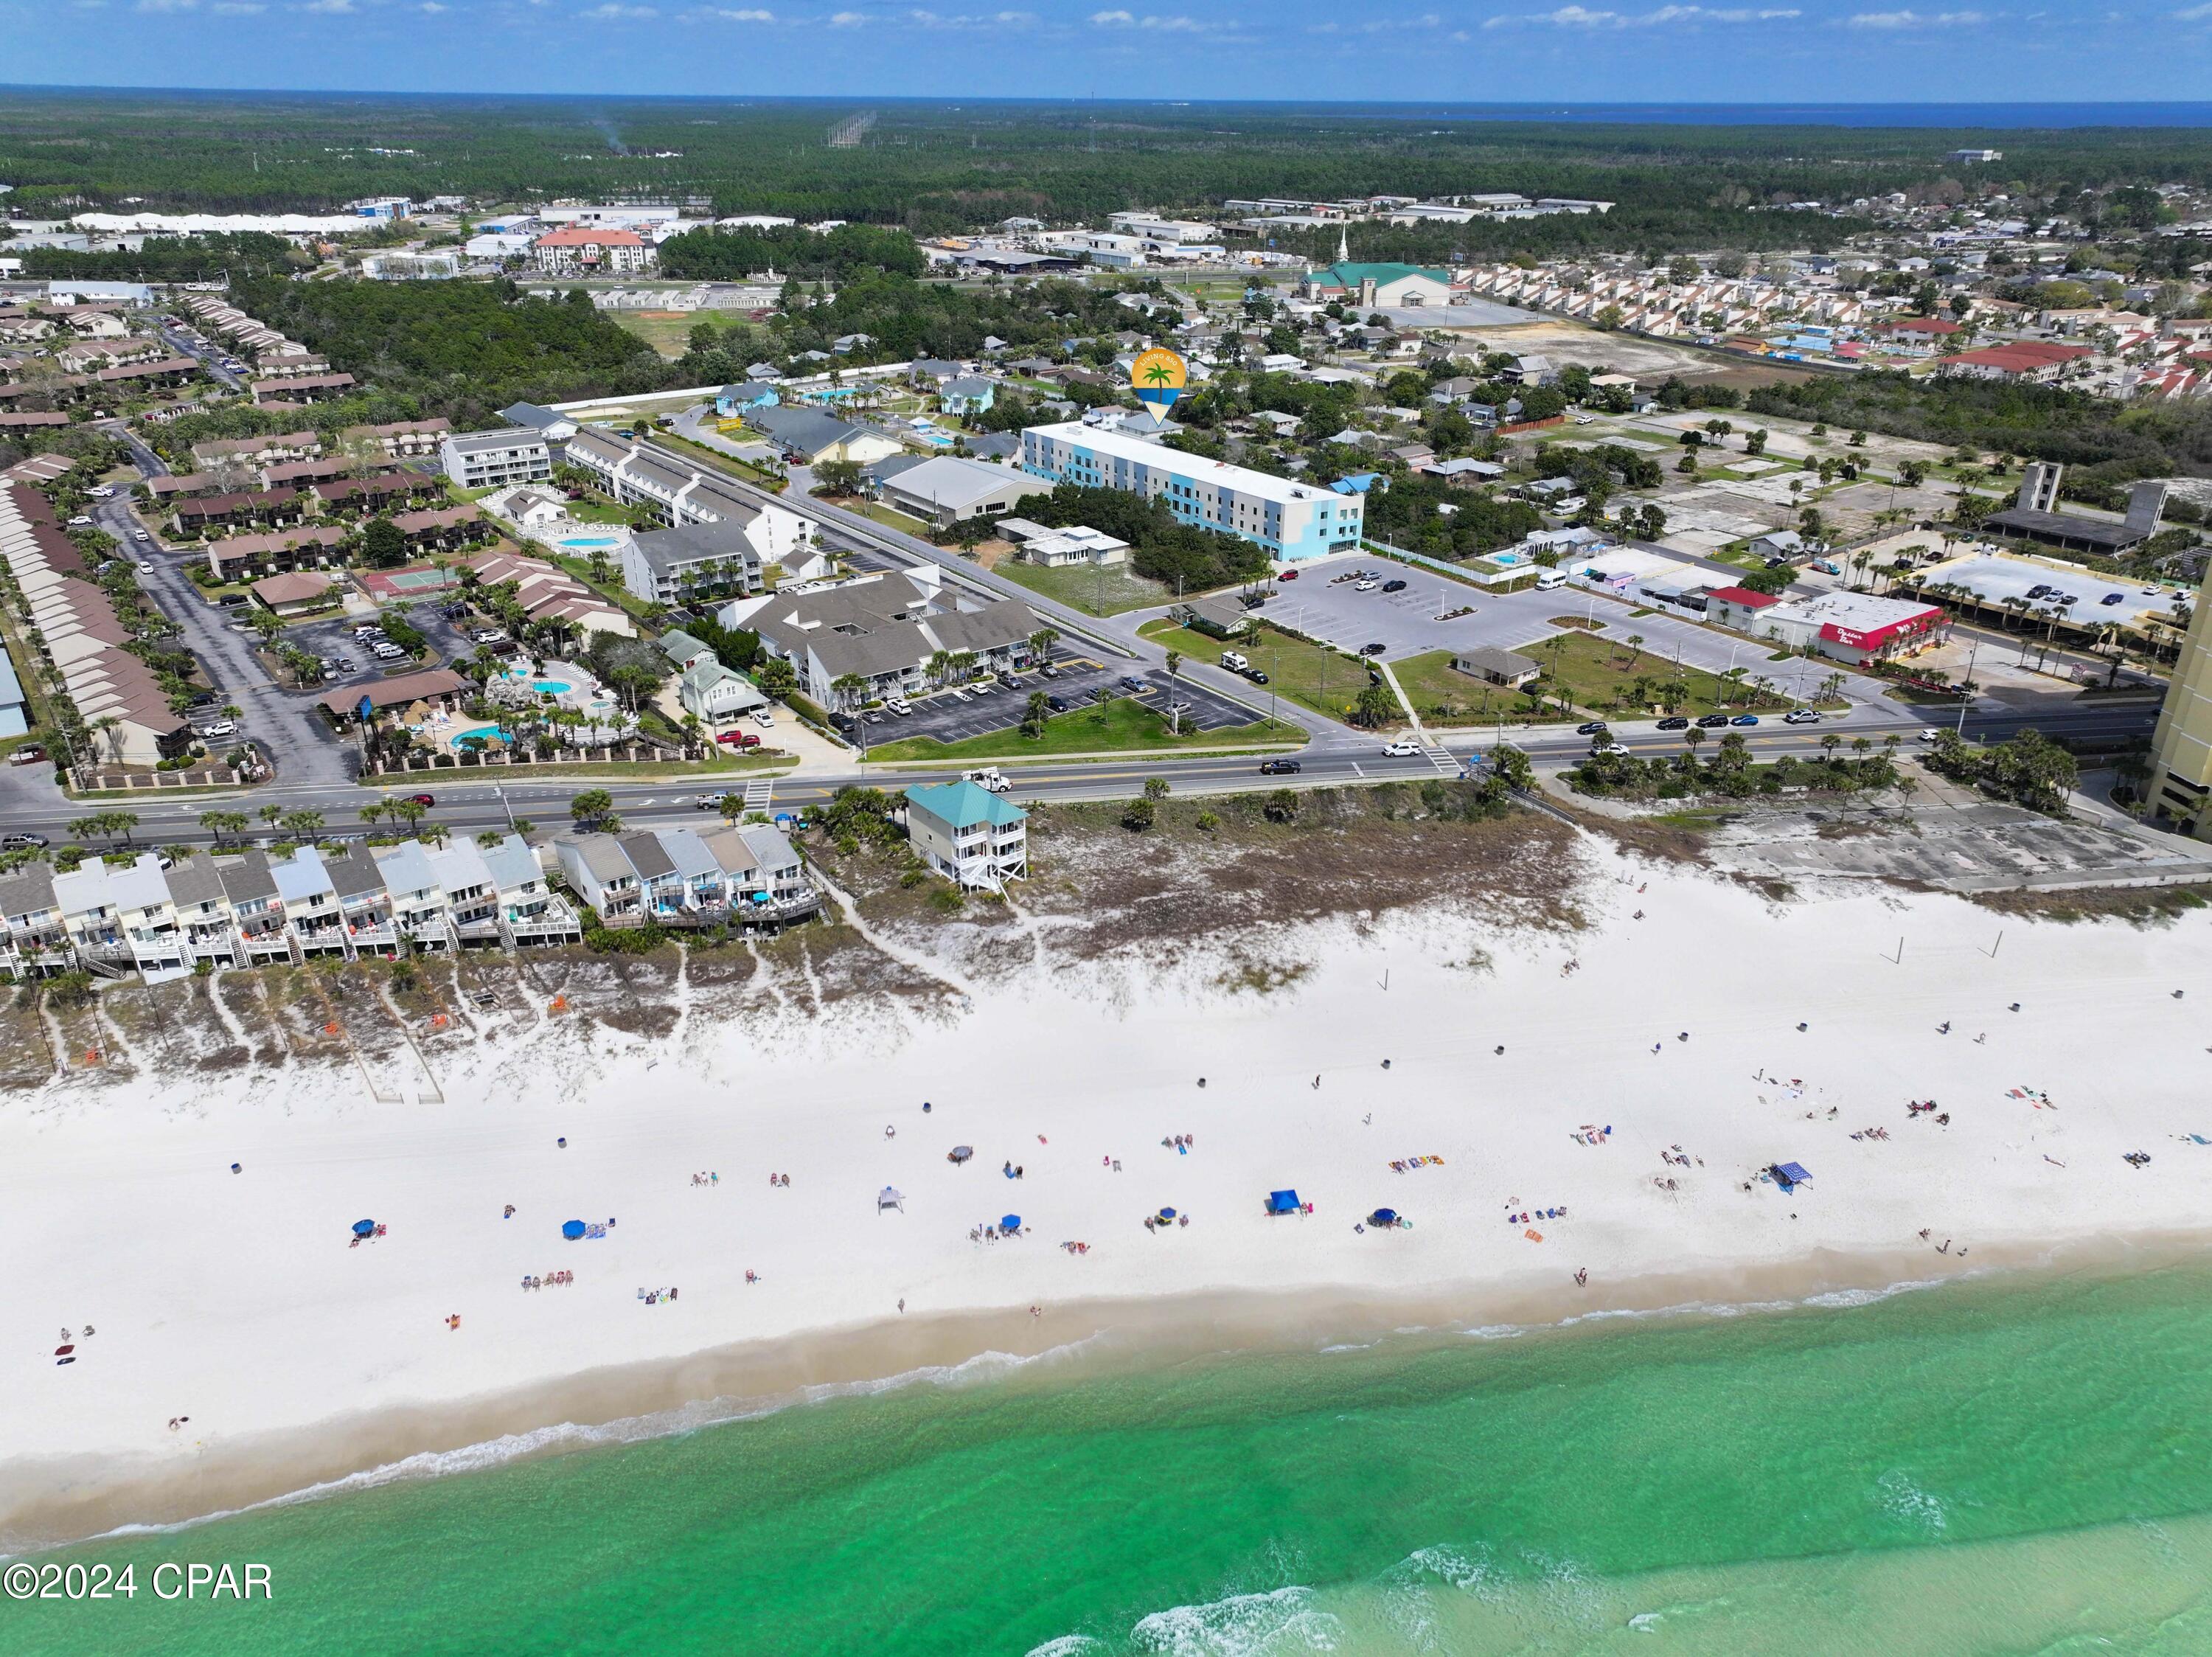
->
948, 1146, 973, 1164
562, 1220, 587, 1240
1158, 1208, 1178, 1220
1267, 1189, 1302, 1215
1001, 1215, 1021, 1231
1369, 1209, 1398, 1226
879, 1188, 905, 1212
352, 1219, 375, 1237
1777, 1162, 1812, 1184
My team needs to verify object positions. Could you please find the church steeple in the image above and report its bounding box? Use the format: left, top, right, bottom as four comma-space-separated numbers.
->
1336, 224, 1349, 265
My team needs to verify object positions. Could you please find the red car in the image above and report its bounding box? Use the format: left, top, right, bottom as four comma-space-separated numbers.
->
714, 731, 761, 748
408, 793, 436, 807
1278, 569, 1299, 581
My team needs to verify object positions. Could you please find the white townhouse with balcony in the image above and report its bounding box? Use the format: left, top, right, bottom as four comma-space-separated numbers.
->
902, 782, 1028, 889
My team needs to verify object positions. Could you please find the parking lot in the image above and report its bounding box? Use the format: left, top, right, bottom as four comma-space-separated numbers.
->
284, 599, 481, 694
844, 646, 1262, 747
1918, 554, 2184, 630
1260, 552, 1571, 661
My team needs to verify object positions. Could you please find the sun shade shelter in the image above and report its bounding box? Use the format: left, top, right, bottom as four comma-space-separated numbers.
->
878, 1187, 905, 1212
1771, 1161, 1812, 1191
948, 1145, 974, 1164
1267, 1189, 1303, 1215
352, 1219, 375, 1237
1001, 1214, 1021, 1232
1368, 1208, 1399, 1226
562, 1220, 587, 1240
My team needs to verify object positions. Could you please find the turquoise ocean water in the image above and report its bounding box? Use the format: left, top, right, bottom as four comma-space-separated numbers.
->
16, 1262, 2212, 1656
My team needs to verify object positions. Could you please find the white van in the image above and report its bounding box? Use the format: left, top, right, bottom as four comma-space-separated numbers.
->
1534, 569, 1568, 591
1220, 650, 1250, 672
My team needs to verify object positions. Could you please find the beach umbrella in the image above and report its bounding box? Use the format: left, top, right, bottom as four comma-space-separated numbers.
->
352, 1219, 375, 1237
1158, 1207, 1178, 1220
950, 1146, 973, 1164
1001, 1215, 1021, 1232
1369, 1209, 1398, 1227
561, 1220, 586, 1240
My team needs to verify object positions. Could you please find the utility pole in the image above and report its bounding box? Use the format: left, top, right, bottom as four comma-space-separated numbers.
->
1954, 639, 1978, 736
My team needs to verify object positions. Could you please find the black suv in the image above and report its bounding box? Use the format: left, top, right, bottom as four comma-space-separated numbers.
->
1380, 579, 1408, 593
1656, 716, 1691, 730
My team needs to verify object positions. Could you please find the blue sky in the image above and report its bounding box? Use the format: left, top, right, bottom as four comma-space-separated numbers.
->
5, 2, 2211, 101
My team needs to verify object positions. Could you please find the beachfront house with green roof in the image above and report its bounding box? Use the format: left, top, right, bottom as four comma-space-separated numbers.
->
1301, 262, 1453, 309
902, 782, 1028, 889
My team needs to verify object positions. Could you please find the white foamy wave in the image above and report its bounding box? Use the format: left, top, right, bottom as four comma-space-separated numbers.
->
1026, 1638, 1109, 1657
64, 1335, 1107, 1554
1452, 1272, 1951, 1347
1129, 1585, 1343, 1655
1876, 1469, 1949, 1536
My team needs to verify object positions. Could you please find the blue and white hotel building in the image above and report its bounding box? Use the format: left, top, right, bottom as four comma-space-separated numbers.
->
1019, 422, 1363, 562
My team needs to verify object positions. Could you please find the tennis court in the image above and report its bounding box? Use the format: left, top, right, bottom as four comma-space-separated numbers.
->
358, 566, 462, 600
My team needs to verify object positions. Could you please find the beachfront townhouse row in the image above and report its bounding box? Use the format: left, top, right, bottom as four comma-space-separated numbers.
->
554, 824, 817, 930
0, 833, 582, 984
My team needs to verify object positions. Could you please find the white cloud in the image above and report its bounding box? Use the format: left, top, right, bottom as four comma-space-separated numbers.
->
903, 6, 1031, 22
1088, 8, 1232, 26
1844, 8, 1986, 24
134, 0, 197, 12
215, 2, 268, 11
713, 4, 775, 14
299, 0, 355, 12
580, 1, 655, 13
2171, 0, 2211, 13
828, 7, 865, 19
1485, 3, 1795, 23
417, 1, 446, 10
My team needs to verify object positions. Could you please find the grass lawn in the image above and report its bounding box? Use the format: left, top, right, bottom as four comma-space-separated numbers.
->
1138, 617, 1373, 723
1391, 650, 1562, 726
563, 499, 640, 527
865, 696, 1301, 762
660, 433, 787, 491
1512, 630, 1787, 718
543, 552, 660, 622
843, 499, 931, 536
992, 558, 1173, 618
608, 311, 706, 360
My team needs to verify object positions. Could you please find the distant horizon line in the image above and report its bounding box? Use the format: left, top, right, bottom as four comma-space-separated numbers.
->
2, 85, 2212, 119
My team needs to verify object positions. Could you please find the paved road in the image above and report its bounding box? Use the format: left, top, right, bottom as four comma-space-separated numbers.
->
0, 696, 2157, 855
99, 424, 359, 785
150, 317, 245, 395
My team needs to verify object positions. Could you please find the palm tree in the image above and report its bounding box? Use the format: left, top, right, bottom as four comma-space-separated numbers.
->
1028, 627, 1061, 667
1624, 633, 1645, 666
258, 805, 285, 836
200, 808, 249, 847
925, 649, 953, 689
1022, 690, 1051, 739
360, 801, 389, 831
830, 673, 867, 713
1164, 649, 1183, 734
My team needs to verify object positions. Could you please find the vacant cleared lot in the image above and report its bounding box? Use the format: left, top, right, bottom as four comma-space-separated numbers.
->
866, 695, 1298, 761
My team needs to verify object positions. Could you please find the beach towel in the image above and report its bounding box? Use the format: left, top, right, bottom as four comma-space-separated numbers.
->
1525, 1229, 1543, 1243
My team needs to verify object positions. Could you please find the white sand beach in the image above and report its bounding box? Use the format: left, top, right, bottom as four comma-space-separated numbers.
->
4, 841, 2210, 1549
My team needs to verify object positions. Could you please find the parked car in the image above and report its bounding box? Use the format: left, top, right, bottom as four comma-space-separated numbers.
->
751, 709, 774, 728
2100, 591, 2125, 606
192, 719, 237, 737
131, 529, 150, 542
1575, 720, 1608, 736
1784, 708, 1822, 725
715, 730, 762, 748
1695, 714, 1730, 729
1038, 664, 1060, 678
1381, 740, 1422, 757
1242, 668, 1270, 684
1380, 579, 1408, 593
67, 515, 93, 527
1656, 717, 1690, 730
1277, 568, 1299, 582
0, 833, 49, 850
1046, 695, 1068, 712
1731, 714, 1759, 726
1258, 758, 1302, 775
1119, 675, 1146, 693
1359, 642, 1387, 656
7, 746, 46, 766
1353, 578, 1380, 592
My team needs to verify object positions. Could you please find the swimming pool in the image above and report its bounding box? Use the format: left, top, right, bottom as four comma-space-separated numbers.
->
451, 724, 504, 751
1491, 550, 1525, 566
532, 681, 571, 695
560, 535, 620, 550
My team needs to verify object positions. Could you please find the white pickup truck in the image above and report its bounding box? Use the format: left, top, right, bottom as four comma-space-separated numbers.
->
963, 768, 1012, 794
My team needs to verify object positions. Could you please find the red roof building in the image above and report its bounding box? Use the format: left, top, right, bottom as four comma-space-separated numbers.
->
1936, 340, 2093, 384
530, 225, 656, 276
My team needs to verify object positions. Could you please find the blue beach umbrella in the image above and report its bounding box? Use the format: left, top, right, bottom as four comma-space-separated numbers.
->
561, 1220, 587, 1240
352, 1219, 375, 1237
1158, 1207, 1178, 1220
1001, 1215, 1022, 1232
1369, 1209, 1398, 1226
